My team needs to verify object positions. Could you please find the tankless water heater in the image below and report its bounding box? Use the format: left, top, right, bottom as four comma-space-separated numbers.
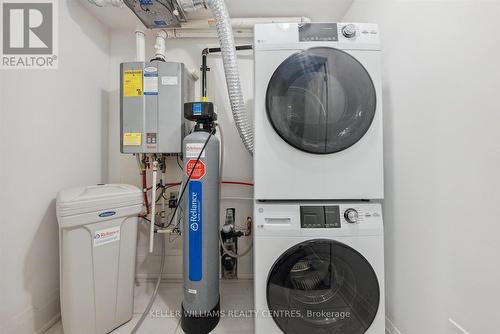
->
120, 61, 195, 154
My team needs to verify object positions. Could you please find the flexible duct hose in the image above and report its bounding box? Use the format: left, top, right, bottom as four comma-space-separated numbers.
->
206, 0, 254, 155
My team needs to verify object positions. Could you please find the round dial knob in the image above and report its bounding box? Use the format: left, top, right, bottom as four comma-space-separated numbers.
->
344, 209, 359, 224
342, 24, 357, 38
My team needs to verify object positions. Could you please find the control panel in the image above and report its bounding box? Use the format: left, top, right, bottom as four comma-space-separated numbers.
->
299, 23, 339, 42
298, 22, 379, 42
300, 205, 381, 229
300, 206, 341, 228
254, 22, 380, 48
254, 202, 383, 237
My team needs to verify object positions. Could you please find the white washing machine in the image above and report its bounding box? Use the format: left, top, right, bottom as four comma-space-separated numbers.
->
254, 201, 385, 334
254, 23, 384, 200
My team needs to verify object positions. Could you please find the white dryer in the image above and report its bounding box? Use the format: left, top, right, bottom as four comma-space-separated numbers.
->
254, 23, 384, 200
254, 201, 385, 334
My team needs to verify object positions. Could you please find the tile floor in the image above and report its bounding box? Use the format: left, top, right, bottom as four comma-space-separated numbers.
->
45, 280, 254, 334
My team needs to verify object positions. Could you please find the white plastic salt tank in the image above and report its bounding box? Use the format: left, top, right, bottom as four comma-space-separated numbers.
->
56, 184, 143, 334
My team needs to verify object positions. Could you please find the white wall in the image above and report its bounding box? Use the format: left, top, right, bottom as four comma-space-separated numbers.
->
0, 1, 110, 333
344, 1, 500, 334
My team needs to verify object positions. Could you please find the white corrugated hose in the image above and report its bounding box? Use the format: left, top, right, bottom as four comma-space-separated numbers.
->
205, 0, 254, 155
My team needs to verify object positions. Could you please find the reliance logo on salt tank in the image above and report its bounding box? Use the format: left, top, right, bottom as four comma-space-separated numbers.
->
1, 0, 58, 69
190, 191, 199, 232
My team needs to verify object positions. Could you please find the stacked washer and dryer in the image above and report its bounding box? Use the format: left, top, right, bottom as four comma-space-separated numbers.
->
253, 23, 385, 334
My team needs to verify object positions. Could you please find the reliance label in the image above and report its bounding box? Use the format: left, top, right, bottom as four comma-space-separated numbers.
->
188, 181, 202, 281
93, 226, 120, 247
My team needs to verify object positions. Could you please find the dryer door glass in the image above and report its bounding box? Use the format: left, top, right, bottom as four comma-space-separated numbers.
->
267, 239, 380, 334
266, 47, 376, 154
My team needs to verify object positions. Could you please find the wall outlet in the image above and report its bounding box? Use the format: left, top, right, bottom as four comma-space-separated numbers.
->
168, 191, 178, 208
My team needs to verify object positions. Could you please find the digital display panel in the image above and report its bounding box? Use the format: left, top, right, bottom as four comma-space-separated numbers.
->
299, 23, 339, 42
300, 206, 341, 228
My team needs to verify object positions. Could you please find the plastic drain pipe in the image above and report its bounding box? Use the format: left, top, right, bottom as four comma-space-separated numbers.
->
150, 161, 158, 253
135, 26, 146, 62
154, 31, 167, 61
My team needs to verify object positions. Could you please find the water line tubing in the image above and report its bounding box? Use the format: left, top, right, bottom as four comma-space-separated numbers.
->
206, 0, 254, 155
131, 159, 166, 334
130, 233, 166, 334
137, 155, 150, 215
219, 231, 253, 258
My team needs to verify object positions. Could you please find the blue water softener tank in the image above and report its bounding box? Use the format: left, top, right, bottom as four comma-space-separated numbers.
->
181, 102, 220, 334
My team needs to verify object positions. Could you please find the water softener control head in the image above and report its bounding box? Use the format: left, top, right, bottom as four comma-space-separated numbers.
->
184, 102, 217, 122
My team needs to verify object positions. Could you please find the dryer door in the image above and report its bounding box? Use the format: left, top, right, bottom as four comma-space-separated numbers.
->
266, 47, 376, 154
267, 239, 380, 334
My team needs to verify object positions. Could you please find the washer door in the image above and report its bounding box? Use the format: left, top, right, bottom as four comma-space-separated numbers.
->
266, 47, 376, 154
267, 239, 380, 334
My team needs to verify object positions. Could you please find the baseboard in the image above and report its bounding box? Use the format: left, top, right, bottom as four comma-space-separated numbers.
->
135, 273, 254, 281
449, 318, 470, 334
1, 292, 60, 334
36, 313, 61, 334
386, 317, 403, 334
135, 273, 183, 281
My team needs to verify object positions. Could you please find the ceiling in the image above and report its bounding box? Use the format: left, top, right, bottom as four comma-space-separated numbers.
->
77, 0, 354, 30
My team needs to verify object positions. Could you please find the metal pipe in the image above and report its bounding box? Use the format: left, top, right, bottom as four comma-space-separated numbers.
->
200, 45, 253, 102
201, 49, 209, 100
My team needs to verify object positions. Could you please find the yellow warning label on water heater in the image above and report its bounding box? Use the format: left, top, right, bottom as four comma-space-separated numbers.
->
123, 70, 143, 97
123, 133, 142, 146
